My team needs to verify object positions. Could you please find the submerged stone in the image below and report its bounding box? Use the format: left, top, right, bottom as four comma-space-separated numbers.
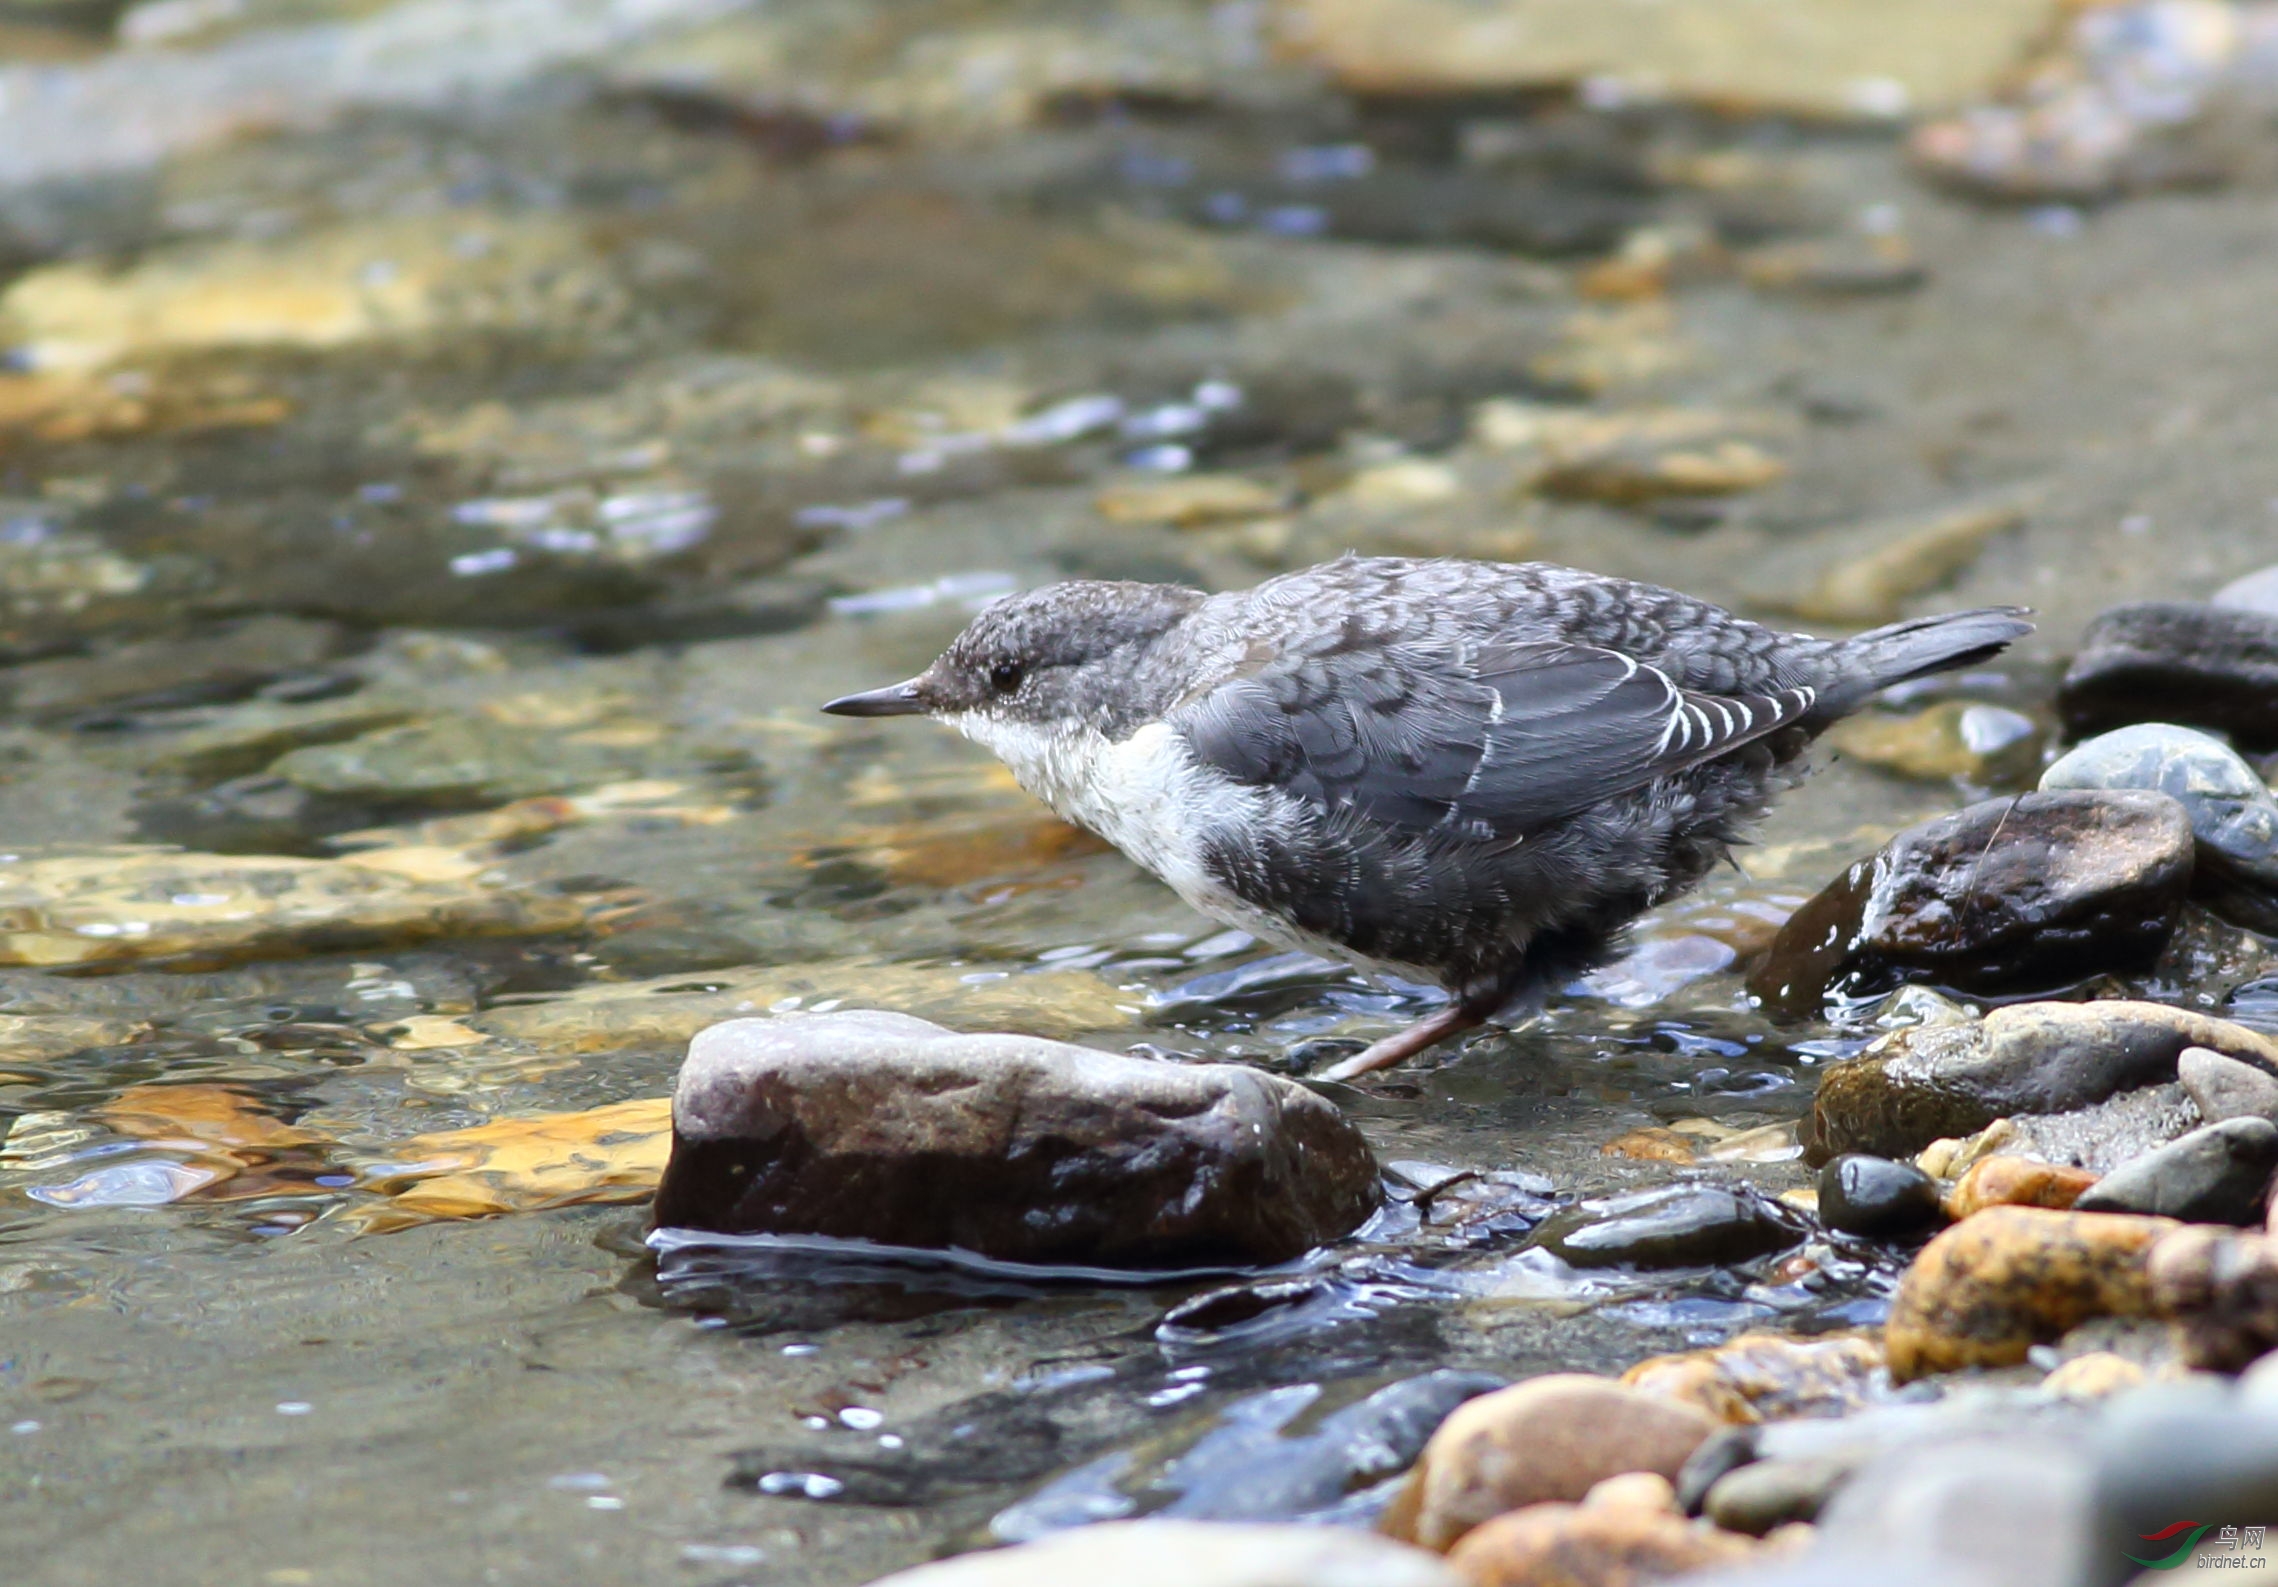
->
1807, 999, 2278, 1163
1748, 790, 2194, 1017
1531, 1183, 1806, 1269
1825, 701, 2042, 787
650, 1011, 1379, 1267
2059, 601, 2278, 749
0, 845, 586, 969
2074, 1118, 2278, 1225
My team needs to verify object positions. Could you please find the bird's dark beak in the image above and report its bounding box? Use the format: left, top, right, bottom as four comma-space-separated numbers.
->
820, 679, 929, 718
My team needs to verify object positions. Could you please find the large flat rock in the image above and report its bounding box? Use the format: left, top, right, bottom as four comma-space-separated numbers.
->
652, 1010, 1381, 1268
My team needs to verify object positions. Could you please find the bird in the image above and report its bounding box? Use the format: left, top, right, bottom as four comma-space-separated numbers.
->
822, 556, 2031, 1081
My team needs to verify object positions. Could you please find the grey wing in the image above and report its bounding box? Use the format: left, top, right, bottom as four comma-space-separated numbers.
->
1174, 638, 1818, 842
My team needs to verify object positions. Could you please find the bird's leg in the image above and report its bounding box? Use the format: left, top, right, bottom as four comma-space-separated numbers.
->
1314, 1001, 1485, 1083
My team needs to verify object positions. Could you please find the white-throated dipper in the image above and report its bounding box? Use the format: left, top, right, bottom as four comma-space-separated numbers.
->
824, 556, 2031, 1080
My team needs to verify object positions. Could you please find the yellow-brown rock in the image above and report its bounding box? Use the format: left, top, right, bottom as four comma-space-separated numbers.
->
1382, 1374, 1717, 1553
2149, 1223, 2278, 1371
1442, 1465, 1760, 1587
2038, 1351, 2148, 1399
1885, 1206, 2176, 1382
1600, 1128, 1697, 1165
1621, 1332, 1886, 1424
1943, 1155, 2100, 1220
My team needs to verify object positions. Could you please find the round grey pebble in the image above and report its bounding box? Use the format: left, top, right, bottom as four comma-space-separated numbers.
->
2179, 1046, 2278, 1126
1705, 1453, 1857, 1535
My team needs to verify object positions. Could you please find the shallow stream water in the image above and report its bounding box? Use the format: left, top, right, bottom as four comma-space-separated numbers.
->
5, 3, 2278, 1583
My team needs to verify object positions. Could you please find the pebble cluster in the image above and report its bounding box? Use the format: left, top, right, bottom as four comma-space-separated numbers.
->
654, 560, 2278, 1586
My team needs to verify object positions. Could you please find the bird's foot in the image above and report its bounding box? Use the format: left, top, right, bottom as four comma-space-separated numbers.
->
1313, 1003, 1486, 1083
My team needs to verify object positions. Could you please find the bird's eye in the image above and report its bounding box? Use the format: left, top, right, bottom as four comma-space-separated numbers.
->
988, 659, 1026, 694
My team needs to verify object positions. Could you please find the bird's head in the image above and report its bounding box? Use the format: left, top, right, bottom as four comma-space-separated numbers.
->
821, 579, 1205, 735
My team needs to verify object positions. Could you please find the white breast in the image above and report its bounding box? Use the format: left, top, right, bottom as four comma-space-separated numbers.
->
949, 712, 1307, 950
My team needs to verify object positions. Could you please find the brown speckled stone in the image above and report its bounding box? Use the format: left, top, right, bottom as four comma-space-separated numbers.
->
1885, 1205, 2177, 1382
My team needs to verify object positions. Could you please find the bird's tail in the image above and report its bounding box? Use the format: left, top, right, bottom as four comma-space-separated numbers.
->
1820, 605, 2035, 710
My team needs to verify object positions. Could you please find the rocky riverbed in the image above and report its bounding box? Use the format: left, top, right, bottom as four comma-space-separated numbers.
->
6, 1, 2278, 1584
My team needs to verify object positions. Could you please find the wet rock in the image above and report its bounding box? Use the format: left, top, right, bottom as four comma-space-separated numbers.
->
1943, 1155, 2099, 1220
1703, 1454, 1854, 1535
1620, 1332, 1888, 1425
650, 1011, 1379, 1267
1442, 1471, 1761, 1586
2151, 1224, 2278, 1370
866, 1519, 1460, 1587
2180, 1046, 2278, 1124
1381, 1375, 1717, 1552
1766, 497, 2029, 626
1532, 409, 1787, 504
1531, 1183, 1807, 1269
1095, 475, 1288, 528
1807, 1000, 2278, 1162
1824, 702, 2043, 787
997, 1372, 1505, 1536
1814, 1433, 2094, 1587
1749, 791, 2194, 1018
1275, 0, 2065, 120
0, 845, 586, 969
2059, 602, 2278, 750
2075, 1118, 2278, 1224
2042, 722, 2278, 929
1818, 1155, 1943, 1238
1884, 1206, 2175, 1382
